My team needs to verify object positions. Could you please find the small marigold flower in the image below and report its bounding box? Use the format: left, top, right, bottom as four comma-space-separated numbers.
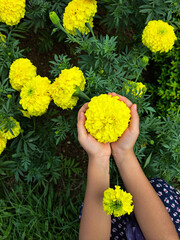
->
0, 117, 21, 140
20, 76, 51, 117
9, 58, 37, 91
0, 0, 26, 26
63, 0, 97, 35
103, 185, 134, 217
50, 67, 86, 110
123, 81, 147, 97
85, 94, 131, 143
0, 136, 7, 155
142, 20, 177, 53
0, 32, 6, 47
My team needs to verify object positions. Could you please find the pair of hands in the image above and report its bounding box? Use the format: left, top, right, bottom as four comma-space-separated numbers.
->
77, 93, 139, 164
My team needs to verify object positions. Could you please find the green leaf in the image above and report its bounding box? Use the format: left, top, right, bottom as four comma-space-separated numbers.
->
144, 152, 152, 168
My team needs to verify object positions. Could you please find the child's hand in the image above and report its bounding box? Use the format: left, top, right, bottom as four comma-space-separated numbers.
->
108, 92, 139, 159
77, 103, 111, 161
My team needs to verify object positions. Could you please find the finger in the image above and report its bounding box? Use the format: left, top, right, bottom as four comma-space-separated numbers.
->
77, 111, 88, 139
108, 92, 133, 108
77, 102, 89, 121
129, 104, 139, 134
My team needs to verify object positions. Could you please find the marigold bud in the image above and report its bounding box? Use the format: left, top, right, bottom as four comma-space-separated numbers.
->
142, 56, 149, 64
49, 11, 60, 26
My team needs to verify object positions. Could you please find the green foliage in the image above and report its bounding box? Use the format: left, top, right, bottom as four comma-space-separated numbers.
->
52, 115, 71, 145
0, 25, 24, 80
100, 0, 180, 34
24, 0, 71, 52
49, 54, 72, 78
144, 113, 180, 184
0, 181, 82, 239
149, 30, 180, 116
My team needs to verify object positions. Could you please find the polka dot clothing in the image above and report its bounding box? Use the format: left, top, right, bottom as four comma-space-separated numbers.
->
110, 178, 180, 239
79, 178, 180, 239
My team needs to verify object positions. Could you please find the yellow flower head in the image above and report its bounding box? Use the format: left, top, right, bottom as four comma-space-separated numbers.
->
9, 58, 37, 91
63, 0, 97, 35
20, 76, 51, 117
50, 67, 86, 110
0, 117, 21, 140
0, 0, 26, 26
123, 81, 147, 97
0, 32, 6, 47
103, 185, 134, 217
0, 136, 7, 155
85, 94, 131, 143
142, 20, 177, 53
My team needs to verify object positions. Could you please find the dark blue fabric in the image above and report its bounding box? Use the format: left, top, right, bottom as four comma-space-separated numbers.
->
110, 178, 180, 239
79, 178, 180, 239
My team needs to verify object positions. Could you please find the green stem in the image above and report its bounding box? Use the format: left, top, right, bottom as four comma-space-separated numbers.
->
86, 22, 96, 39
73, 86, 90, 101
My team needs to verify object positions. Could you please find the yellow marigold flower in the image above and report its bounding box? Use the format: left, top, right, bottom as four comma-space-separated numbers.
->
0, 117, 21, 140
142, 20, 177, 53
50, 67, 86, 110
103, 185, 134, 217
20, 75, 51, 117
0, 136, 7, 155
63, 0, 97, 35
123, 81, 147, 97
0, 0, 26, 26
0, 32, 6, 47
9, 58, 37, 91
85, 94, 131, 143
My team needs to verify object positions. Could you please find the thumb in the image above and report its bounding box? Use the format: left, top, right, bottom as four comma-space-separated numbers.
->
129, 104, 139, 134
77, 112, 88, 139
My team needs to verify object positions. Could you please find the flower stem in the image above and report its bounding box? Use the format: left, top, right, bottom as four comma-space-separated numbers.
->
73, 86, 90, 101
85, 22, 96, 39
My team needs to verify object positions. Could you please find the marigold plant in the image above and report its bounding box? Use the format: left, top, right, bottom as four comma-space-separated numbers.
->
9, 58, 37, 91
20, 75, 51, 117
50, 66, 86, 110
142, 20, 177, 53
103, 185, 134, 217
0, 0, 26, 26
85, 94, 131, 143
0, 117, 21, 140
63, 0, 97, 35
123, 80, 147, 97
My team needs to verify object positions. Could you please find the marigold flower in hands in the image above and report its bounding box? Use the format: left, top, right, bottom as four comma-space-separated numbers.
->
103, 185, 134, 217
0, 136, 7, 154
123, 81, 147, 97
9, 58, 37, 91
63, 0, 97, 35
0, 0, 26, 26
20, 76, 51, 117
142, 20, 177, 53
50, 67, 86, 110
85, 94, 131, 143
0, 117, 21, 140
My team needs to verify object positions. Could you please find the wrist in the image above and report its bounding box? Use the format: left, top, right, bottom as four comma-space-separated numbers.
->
112, 149, 135, 164
88, 155, 110, 173
87, 158, 110, 196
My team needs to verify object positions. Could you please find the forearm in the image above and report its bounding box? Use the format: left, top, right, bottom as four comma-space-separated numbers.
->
114, 151, 179, 240
79, 157, 111, 240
